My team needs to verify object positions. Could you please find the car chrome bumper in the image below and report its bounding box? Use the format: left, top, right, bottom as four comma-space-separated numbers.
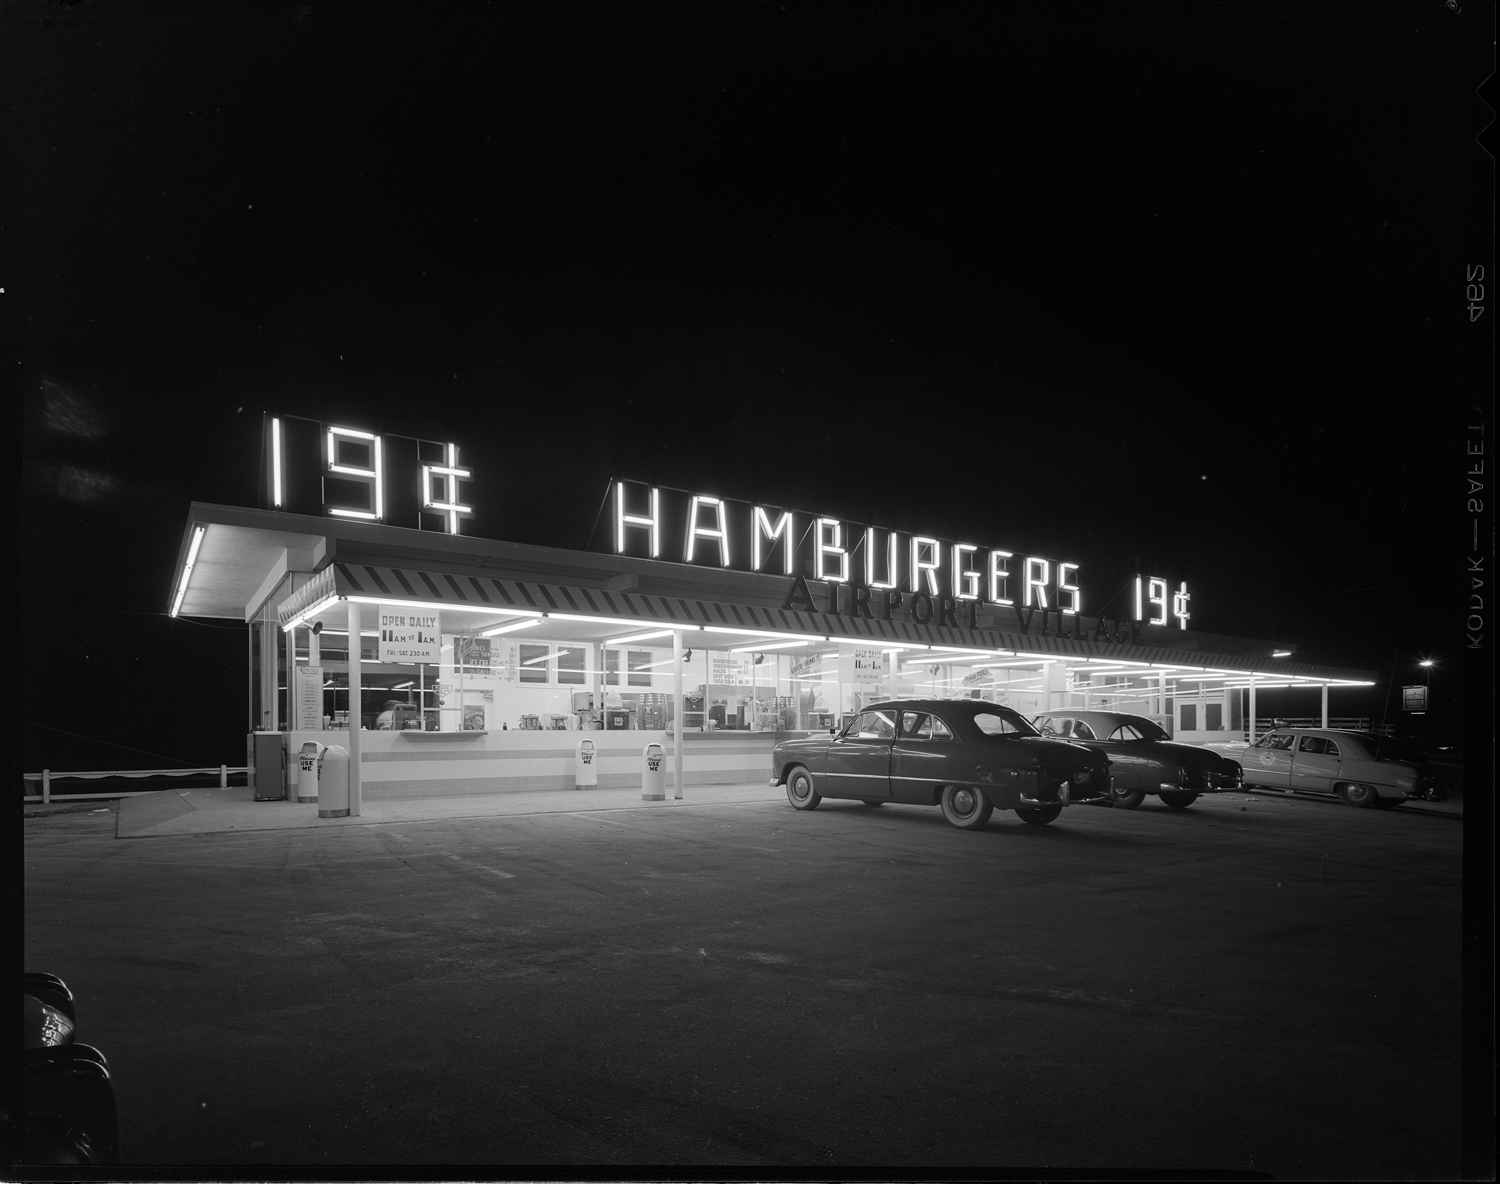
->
1018, 781, 1110, 808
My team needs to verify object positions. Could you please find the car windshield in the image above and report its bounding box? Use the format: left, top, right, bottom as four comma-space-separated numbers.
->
973, 708, 1040, 737
1109, 718, 1169, 741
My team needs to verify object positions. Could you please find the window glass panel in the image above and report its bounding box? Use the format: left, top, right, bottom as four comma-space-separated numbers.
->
1205, 703, 1223, 731
1072, 721, 1097, 740
851, 710, 895, 739
518, 643, 549, 684
1269, 733, 1295, 750
627, 650, 653, 687
556, 645, 586, 685
972, 710, 1028, 735
928, 715, 953, 739
900, 711, 927, 736
604, 649, 620, 686
1326, 739, 1341, 757
1180, 704, 1197, 732
1108, 724, 1144, 740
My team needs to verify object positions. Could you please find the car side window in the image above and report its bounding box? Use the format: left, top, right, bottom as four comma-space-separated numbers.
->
900, 711, 928, 737
1037, 718, 1063, 736
1324, 739, 1341, 757
849, 710, 896, 740
1267, 733, 1296, 750
1072, 721, 1097, 740
927, 715, 953, 739
1108, 724, 1143, 740
1299, 736, 1328, 754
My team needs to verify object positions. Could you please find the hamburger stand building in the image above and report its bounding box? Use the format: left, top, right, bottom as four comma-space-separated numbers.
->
168, 416, 1378, 810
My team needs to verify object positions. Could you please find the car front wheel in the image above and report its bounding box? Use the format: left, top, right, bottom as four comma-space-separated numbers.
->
1336, 782, 1379, 808
1159, 791, 1199, 808
1111, 785, 1146, 809
940, 785, 993, 830
1016, 804, 1063, 826
786, 768, 821, 810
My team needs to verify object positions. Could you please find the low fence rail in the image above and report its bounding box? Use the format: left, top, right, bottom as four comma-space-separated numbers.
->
23, 766, 249, 805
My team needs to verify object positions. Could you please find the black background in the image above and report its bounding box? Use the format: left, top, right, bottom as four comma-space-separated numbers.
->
14, 1, 1493, 770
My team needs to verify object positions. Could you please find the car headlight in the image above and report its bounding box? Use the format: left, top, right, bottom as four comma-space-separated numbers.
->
24, 994, 75, 1049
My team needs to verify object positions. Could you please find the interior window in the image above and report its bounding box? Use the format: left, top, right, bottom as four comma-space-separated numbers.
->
1072, 721, 1097, 740
1038, 718, 1062, 736
1298, 735, 1328, 754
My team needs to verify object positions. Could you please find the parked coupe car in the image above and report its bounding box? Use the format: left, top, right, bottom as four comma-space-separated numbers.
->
1033, 710, 1242, 809
1240, 728, 1446, 807
770, 699, 1111, 829
20, 972, 120, 1165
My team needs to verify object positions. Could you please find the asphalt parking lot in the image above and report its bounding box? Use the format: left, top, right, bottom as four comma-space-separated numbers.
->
24, 787, 1463, 1176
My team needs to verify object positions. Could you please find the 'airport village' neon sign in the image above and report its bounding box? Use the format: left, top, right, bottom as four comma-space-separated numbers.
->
262, 417, 1191, 629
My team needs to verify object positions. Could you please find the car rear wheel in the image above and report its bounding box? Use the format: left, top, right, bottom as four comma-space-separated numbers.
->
1111, 785, 1146, 809
786, 768, 821, 811
1159, 791, 1199, 808
1336, 782, 1379, 808
1016, 804, 1063, 826
940, 785, 993, 830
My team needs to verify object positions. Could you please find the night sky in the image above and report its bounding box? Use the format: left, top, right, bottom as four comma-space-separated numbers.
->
16, 1, 1493, 770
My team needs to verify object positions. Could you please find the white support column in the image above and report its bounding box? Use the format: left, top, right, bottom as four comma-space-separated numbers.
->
1320, 683, 1329, 729
262, 620, 279, 732
308, 625, 322, 731
1248, 677, 1258, 743
284, 625, 296, 731
347, 600, 362, 817
673, 629, 684, 799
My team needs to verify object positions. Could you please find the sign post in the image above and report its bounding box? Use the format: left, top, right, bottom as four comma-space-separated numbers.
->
1401, 685, 1428, 713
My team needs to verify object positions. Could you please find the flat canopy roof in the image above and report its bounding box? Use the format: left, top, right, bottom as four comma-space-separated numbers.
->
172, 502, 1379, 688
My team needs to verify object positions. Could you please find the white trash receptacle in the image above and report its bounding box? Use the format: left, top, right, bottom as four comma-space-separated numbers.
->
641, 743, 666, 800
318, 745, 350, 818
574, 739, 597, 789
296, 742, 323, 804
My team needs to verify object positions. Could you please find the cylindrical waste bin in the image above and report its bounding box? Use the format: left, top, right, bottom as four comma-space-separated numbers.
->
295, 742, 324, 804
318, 745, 350, 818
641, 742, 666, 800
574, 739, 597, 789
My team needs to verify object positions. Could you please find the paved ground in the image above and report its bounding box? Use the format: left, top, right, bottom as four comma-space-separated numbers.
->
24, 784, 1463, 1175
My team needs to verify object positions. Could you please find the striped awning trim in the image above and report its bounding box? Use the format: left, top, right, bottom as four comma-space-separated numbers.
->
273, 561, 1375, 681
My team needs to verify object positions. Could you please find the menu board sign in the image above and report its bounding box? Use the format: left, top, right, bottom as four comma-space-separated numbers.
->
710, 653, 754, 685
295, 664, 324, 728
379, 607, 440, 663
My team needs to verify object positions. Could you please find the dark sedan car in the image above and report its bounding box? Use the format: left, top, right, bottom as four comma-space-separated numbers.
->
770, 699, 1111, 829
1033, 710, 1242, 809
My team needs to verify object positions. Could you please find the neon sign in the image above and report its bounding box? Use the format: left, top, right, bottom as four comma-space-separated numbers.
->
262, 414, 475, 534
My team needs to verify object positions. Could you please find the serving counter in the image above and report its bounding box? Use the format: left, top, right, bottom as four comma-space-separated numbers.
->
277, 728, 804, 800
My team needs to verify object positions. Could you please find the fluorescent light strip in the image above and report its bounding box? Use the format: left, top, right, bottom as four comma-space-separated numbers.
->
281, 594, 342, 633
480, 619, 539, 637
730, 640, 808, 652
169, 525, 207, 617
605, 630, 678, 645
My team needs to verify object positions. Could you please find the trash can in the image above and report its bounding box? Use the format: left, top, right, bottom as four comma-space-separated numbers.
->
574, 739, 597, 789
641, 742, 666, 801
295, 742, 323, 804
318, 745, 350, 818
